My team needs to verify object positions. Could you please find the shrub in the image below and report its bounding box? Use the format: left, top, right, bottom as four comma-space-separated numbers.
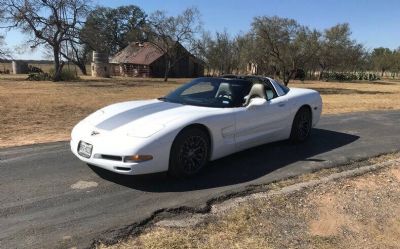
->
48, 68, 80, 81
27, 72, 52, 81
321, 72, 380, 82
27, 65, 43, 73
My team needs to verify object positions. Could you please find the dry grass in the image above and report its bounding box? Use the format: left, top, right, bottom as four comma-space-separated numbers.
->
0, 75, 185, 148
99, 153, 400, 249
0, 75, 400, 148
292, 80, 400, 114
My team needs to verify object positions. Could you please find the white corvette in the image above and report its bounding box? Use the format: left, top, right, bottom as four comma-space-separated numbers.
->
71, 76, 322, 177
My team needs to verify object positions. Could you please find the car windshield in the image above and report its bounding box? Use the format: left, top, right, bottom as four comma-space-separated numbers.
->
161, 78, 252, 108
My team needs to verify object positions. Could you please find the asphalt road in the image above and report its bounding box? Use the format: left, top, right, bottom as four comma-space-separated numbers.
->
1, 110, 399, 249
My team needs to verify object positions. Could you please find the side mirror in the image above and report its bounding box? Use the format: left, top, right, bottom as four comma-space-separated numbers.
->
246, 97, 266, 109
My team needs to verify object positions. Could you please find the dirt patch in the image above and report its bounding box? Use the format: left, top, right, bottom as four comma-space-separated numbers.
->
305, 165, 400, 249
390, 166, 400, 181
99, 155, 400, 249
309, 193, 347, 236
352, 177, 380, 190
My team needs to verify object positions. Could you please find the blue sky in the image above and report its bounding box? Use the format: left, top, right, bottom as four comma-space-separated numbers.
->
4, 0, 400, 59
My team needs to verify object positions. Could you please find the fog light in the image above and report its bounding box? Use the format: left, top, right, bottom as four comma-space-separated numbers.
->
124, 155, 153, 163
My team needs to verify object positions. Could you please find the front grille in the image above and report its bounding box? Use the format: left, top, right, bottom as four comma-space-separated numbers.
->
94, 154, 122, 161
114, 167, 131, 171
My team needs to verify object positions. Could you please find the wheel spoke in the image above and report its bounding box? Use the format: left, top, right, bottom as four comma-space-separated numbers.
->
296, 111, 311, 140
179, 135, 207, 174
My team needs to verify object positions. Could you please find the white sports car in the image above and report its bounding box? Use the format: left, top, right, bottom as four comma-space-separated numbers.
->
71, 76, 322, 177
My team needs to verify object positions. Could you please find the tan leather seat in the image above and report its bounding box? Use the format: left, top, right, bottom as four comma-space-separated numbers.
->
244, 84, 266, 106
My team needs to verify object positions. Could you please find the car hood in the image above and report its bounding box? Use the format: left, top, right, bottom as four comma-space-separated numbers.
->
82, 99, 213, 137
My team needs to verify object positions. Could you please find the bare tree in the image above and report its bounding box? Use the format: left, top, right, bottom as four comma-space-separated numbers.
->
290, 27, 321, 79
370, 47, 396, 77
60, 40, 90, 75
195, 30, 247, 75
242, 33, 275, 76
251, 16, 320, 85
393, 48, 400, 77
233, 33, 254, 74
0, 9, 10, 59
318, 24, 356, 79
0, 34, 10, 59
192, 31, 214, 75
146, 7, 202, 81
0, 0, 90, 81
81, 5, 147, 55
210, 30, 234, 74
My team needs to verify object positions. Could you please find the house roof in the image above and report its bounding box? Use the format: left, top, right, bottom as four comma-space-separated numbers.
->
110, 42, 164, 65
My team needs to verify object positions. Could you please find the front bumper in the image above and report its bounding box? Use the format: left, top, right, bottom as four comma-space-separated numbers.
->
70, 135, 170, 175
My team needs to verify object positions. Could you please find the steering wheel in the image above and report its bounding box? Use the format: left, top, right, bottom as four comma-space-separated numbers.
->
216, 92, 232, 105
217, 91, 232, 100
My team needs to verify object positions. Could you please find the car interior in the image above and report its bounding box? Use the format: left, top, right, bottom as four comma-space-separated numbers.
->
213, 80, 279, 107
164, 76, 279, 108
221, 75, 278, 105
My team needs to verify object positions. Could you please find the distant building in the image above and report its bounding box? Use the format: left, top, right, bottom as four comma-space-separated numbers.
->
12, 61, 29, 74
247, 62, 258, 75
109, 42, 204, 78
91, 52, 110, 78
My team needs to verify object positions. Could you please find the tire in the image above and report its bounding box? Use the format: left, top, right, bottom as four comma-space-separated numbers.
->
290, 106, 312, 143
169, 127, 210, 178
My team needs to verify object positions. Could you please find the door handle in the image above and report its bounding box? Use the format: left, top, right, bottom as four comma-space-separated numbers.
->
278, 103, 285, 107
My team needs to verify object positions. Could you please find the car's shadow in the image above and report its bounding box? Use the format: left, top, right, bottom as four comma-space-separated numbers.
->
89, 128, 359, 192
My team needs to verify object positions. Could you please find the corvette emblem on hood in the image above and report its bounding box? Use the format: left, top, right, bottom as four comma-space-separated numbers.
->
91, 131, 100, 136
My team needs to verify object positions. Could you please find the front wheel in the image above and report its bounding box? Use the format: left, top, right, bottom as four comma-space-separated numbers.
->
169, 127, 210, 178
290, 107, 312, 143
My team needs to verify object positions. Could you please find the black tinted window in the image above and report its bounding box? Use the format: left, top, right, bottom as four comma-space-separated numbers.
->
163, 78, 252, 108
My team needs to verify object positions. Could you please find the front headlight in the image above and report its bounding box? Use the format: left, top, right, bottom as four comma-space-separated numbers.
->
127, 124, 165, 138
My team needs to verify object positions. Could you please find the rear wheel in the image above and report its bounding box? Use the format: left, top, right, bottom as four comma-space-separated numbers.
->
290, 107, 312, 143
169, 127, 210, 178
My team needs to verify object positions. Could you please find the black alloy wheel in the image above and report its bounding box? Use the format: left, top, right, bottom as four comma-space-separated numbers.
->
169, 127, 210, 178
290, 107, 312, 143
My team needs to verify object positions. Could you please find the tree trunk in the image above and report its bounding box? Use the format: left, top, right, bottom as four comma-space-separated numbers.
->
283, 78, 289, 86
283, 68, 289, 86
75, 61, 87, 75
61, 55, 87, 75
274, 71, 278, 79
319, 68, 325, 81
163, 60, 171, 82
53, 47, 62, 82
283, 68, 296, 86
